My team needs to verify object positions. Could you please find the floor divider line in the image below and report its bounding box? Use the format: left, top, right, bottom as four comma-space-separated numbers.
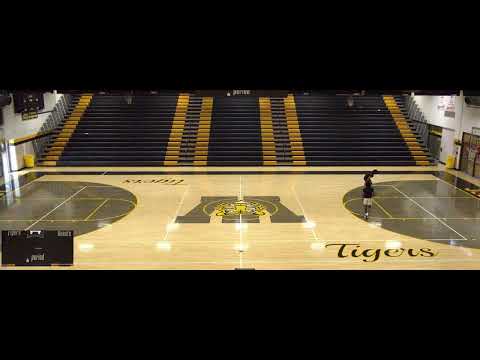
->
162, 185, 191, 242
84, 199, 109, 221
25, 186, 88, 230
388, 185, 468, 241
291, 184, 319, 242
372, 199, 394, 218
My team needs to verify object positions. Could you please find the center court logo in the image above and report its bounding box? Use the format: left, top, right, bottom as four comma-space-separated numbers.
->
175, 196, 305, 224
214, 200, 267, 217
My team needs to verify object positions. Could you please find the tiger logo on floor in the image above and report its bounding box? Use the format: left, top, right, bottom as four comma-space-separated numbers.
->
175, 196, 305, 224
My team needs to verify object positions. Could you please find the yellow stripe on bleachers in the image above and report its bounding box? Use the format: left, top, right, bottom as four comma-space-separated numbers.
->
194, 97, 213, 166
284, 94, 306, 166
383, 95, 429, 166
164, 93, 189, 166
259, 97, 277, 166
42, 94, 93, 166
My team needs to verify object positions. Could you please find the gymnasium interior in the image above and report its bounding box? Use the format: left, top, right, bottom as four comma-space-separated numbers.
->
1, 90, 479, 269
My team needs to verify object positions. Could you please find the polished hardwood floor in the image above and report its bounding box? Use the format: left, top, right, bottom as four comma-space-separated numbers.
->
2, 165, 480, 269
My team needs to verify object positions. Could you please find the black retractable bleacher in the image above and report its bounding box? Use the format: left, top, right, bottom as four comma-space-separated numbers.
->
39, 93, 431, 167
294, 94, 429, 166
40, 94, 179, 166
207, 96, 263, 166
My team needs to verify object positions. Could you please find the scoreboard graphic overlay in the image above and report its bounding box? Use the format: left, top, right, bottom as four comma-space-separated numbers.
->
1, 230, 74, 266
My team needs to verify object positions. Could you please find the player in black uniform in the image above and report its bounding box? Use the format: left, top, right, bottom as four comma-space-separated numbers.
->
363, 170, 378, 219
363, 169, 378, 187
363, 184, 374, 219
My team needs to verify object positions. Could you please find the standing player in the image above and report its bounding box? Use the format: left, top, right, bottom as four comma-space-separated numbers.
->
363, 182, 374, 219
363, 170, 378, 219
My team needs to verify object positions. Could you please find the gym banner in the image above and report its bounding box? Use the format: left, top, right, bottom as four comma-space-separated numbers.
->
437, 95, 456, 119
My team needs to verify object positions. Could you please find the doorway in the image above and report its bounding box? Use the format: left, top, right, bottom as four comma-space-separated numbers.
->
428, 125, 442, 163
460, 132, 480, 178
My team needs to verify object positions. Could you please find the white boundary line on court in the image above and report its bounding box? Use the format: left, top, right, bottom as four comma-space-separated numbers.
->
239, 175, 243, 268
435, 176, 479, 199
25, 186, 88, 230
291, 184, 319, 242
161, 185, 190, 242
2, 179, 37, 196
388, 185, 468, 241
84, 199, 109, 221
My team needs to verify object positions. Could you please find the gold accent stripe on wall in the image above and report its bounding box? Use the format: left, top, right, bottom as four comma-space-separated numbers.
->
284, 94, 307, 166
194, 97, 213, 166
259, 97, 277, 166
43, 94, 94, 165
383, 95, 429, 166
164, 93, 189, 166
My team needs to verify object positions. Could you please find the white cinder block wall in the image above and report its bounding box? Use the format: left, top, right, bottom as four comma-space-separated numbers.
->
413, 92, 480, 166
1, 91, 63, 171
413, 93, 480, 137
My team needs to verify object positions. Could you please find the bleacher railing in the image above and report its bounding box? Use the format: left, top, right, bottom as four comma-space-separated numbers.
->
404, 95, 430, 148
32, 94, 73, 158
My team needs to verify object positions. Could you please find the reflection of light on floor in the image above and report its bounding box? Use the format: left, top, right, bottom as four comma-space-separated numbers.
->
235, 223, 248, 231
1, 146, 11, 185
78, 243, 95, 252
8, 145, 18, 183
303, 220, 316, 229
368, 221, 382, 229
156, 241, 172, 251
310, 242, 326, 251
458, 247, 473, 257
234, 243, 248, 252
97, 222, 112, 230
385, 240, 402, 249
166, 222, 179, 232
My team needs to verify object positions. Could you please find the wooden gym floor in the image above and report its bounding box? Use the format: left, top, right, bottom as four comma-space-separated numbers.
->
1, 165, 480, 269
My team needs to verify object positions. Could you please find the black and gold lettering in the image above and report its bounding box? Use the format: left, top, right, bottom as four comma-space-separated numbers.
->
420, 248, 438, 257
407, 249, 421, 257
325, 243, 359, 258
385, 248, 405, 257
362, 249, 382, 262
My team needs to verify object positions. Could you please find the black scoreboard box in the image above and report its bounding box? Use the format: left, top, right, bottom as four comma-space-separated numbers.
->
12, 92, 45, 114
1, 230, 74, 267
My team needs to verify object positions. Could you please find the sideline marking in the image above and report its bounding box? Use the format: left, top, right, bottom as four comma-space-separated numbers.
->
435, 176, 479, 200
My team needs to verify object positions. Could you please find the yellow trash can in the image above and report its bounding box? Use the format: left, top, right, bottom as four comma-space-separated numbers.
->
446, 155, 455, 169
24, 154, 35, 168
